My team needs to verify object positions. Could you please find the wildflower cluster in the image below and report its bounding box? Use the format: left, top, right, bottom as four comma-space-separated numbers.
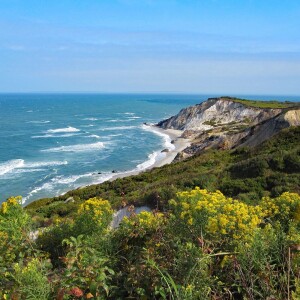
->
1, 196, 20, 214
120, 211, 165, 238
13, 258, 51, 300
76, 197, 113, 234
170, 187, 263, 241
0, 196, 30, 247
261, 192, 300, 224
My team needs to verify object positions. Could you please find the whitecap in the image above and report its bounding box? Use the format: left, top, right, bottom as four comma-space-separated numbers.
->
99, 126, 137, 131
23, 182, 53, 203
107, 119, 121, 122
127, 116, 141, 119
32, 133, 80, 138
0, 159, 25, 176
109, 134, 122, 137
50, 173, 93, 185
0, 159, 68, 177
84, 134, 101, 139
23, 172, 114, 204
25, 161, 68, 168
82, 118, 98, 121
14, 168, 46, 174
27, 120, 50, 124
41, 142, 105, 152
46, 126, 80, 133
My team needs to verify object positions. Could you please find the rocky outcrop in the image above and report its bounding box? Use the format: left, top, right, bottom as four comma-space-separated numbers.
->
157, 97, 300, 160
240, 109, 300, 148
158, 97, 282, 132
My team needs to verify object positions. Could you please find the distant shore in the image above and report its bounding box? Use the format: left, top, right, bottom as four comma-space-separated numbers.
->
108, 125, 190, 182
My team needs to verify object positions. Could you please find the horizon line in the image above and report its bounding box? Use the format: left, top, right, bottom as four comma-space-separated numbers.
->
0, 91, 300, 97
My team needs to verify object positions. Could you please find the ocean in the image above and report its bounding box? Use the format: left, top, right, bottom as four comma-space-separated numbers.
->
0, 93, 299, 205
0, 93, 202, 205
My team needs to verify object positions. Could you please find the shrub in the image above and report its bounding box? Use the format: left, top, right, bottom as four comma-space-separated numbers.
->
74, 197, 113, 236
12, 258, 52, 300
36, 221, 73, 266
169, 188, 263, 245
58, 235, 114, 299
0, 196, 32, 289
261, 192, 300, 228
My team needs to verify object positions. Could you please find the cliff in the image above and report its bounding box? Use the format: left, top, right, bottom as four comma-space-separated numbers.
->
157, 97, 300, 159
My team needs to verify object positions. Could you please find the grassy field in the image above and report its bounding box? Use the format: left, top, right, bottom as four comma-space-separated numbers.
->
219, 96, 300, 109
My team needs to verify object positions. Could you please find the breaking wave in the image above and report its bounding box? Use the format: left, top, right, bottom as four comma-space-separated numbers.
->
46, 126, 80, 133
41, 142, 105, 152
0, 159, 25, 176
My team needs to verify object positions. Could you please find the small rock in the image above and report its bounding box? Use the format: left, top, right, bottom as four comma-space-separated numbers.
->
161, 149, 170, 153
112, 170, 117, 173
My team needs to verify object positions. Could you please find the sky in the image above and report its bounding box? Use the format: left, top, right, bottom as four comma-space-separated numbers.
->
0, 0, 300, 95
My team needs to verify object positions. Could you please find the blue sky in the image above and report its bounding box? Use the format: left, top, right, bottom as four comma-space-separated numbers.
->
0, 0, 300, 94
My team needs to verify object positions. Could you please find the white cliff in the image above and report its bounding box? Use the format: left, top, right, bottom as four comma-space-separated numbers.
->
157, 97, 300, 159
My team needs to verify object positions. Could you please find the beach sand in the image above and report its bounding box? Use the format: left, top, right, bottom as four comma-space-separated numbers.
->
109, 125, 190, 181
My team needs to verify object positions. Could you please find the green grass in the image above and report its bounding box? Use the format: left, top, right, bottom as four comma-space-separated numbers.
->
219, 96, 300, 109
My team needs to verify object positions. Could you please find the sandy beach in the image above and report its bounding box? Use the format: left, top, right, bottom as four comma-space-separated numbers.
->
108, 125, 190, 181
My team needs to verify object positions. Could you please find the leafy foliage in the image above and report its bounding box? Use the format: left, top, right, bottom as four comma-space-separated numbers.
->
2, 188, 300, 299
12, 258, 52, 300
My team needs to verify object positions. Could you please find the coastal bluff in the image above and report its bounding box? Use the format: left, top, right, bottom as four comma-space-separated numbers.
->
157, 96, 300, 159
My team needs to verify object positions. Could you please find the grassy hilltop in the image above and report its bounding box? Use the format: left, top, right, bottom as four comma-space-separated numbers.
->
215, 96, 300, 109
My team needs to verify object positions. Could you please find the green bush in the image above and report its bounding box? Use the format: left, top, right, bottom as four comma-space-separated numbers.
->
12, 258, 52, 300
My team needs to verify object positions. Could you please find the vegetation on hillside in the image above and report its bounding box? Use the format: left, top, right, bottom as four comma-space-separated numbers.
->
2, 189, 300, 299
26, 126, 300, 222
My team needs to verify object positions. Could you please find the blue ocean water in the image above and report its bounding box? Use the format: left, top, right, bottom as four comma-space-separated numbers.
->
0, 94, 202, 204
0, 93, 299, 205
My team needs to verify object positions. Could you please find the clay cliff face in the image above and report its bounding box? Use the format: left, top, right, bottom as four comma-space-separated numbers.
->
157, 97, 300, 159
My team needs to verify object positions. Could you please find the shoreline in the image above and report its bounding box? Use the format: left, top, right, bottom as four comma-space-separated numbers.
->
24, 125, 190, 206
108, 125, 190, 181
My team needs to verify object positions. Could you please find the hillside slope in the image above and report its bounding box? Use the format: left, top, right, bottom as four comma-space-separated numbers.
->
26, 126, 300, 218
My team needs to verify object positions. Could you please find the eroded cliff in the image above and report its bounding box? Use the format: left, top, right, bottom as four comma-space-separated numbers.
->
157, 97, 300, 159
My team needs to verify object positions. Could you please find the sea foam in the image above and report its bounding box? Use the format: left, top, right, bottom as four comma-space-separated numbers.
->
85, 134, 101, 139
136, 152, 162, 171
25, 161, 68, 168
31, 133, 80, 138
41, 142, 105, 152
141, 124, 175, 151
23, 172, 114, 203
0, 159, 67, 176
99, 125, 137, 131
83, 118, 98, 121
46, 126, 80, 133
27, 120, 50, 124
0, 159, 25, 176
